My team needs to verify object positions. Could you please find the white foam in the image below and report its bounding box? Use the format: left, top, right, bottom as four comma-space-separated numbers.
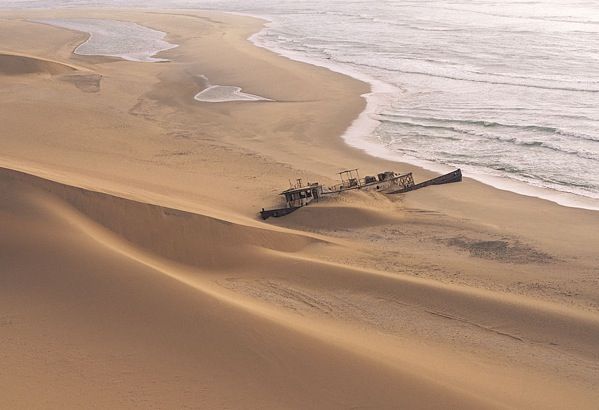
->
194, 85, 270, 103
32, 18, 177, 62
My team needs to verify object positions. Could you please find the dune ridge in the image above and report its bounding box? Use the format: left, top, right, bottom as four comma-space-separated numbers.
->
0, 51, 102, 92
0, 52, 78, 75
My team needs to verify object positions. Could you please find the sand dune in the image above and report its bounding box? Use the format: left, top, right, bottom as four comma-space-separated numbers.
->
0, 51, 101, 93
2, 167, 598, 408
0, 52, 77, 75
1, 8, 598, 409
0, 167, 494, 409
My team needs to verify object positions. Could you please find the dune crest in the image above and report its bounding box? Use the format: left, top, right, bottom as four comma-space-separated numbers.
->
0, 52, 101, 92
0, 52, 77, 75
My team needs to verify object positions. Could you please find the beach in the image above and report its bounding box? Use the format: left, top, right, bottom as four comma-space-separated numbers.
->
1, 8, 598, 409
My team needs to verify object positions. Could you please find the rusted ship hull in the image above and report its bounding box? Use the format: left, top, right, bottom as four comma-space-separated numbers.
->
260, 206, 302, 220
387, 169, 462, 194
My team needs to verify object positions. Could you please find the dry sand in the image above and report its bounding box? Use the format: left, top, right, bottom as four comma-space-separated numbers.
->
1, 8, 598, 409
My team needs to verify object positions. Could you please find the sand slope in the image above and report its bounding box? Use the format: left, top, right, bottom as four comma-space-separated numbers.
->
0, 168, 491, 409
2, 167, 598, 409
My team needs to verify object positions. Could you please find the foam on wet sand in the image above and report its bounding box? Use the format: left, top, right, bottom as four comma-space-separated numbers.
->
33, 18, 177, 62
194, 85, 270, 103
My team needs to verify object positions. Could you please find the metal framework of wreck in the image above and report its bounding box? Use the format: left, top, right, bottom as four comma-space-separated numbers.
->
260, 169, 462, 220
260, 179, 324, 219
323, 169, 415, 195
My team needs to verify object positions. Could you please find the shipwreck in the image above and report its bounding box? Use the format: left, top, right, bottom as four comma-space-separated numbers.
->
260, 168, 462, 220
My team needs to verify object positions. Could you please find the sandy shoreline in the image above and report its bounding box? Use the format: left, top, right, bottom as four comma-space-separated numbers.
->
245, 12, 599, 212
1, 8, 598, 409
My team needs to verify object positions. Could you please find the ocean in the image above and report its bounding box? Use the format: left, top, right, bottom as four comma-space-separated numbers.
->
4, 0, 599, 209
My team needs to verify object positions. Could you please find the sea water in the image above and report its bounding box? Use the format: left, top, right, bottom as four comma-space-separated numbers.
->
7, 0, 599, 209
33, 18, 177, 62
